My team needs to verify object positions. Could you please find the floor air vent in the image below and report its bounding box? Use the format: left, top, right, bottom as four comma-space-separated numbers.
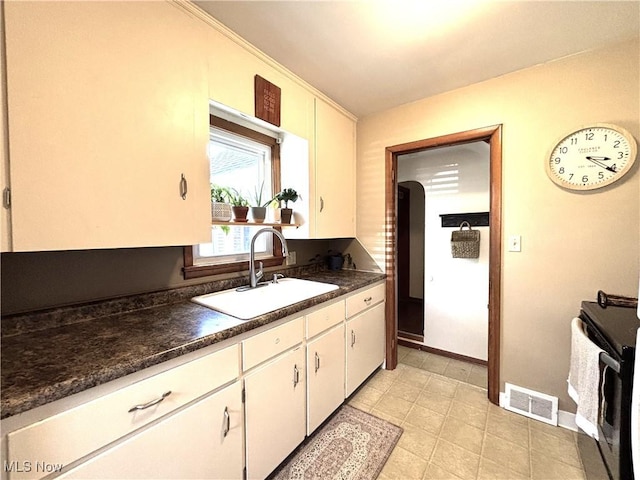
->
504, 383, 558, 425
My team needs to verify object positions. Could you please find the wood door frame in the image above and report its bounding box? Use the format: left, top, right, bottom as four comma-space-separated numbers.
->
384, 125, 503, 404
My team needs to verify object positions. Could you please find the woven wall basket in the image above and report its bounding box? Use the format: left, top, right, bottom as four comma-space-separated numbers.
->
451, 221, 480, 258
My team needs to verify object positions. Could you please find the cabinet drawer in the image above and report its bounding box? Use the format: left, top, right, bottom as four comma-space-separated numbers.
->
306, 301, 344, 339
6, 344, 239, 480
243, 317, 304, 371
345, 283, 385, 319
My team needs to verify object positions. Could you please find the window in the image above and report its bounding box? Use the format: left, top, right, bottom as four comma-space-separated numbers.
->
183, 115, 283, 279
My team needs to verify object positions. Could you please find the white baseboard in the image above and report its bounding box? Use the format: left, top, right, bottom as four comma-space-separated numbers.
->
499, 391, 578, 432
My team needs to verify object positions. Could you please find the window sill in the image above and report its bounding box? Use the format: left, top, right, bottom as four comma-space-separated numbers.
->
212, 221, 300, 228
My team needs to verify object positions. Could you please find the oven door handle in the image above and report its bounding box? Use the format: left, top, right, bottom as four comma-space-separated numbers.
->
600, 351, 620, 373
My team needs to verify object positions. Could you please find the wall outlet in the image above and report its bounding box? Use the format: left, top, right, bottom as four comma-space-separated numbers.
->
287, 251, 297, 265
509, 235, 522, 252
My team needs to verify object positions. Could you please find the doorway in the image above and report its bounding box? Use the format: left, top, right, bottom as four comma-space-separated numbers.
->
397, 182, 425, 342
384, 125, 503, 405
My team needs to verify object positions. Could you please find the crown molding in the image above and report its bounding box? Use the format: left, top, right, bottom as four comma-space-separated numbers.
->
171, 0, 357, 122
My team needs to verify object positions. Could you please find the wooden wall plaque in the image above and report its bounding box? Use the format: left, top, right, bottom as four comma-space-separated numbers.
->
254, 75, 281, 127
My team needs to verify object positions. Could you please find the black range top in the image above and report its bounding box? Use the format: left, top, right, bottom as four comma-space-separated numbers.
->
581, 301, 640, 356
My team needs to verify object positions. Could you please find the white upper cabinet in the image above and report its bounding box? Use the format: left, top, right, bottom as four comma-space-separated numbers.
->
3, 2, 211, 251
314, 98, 356, 238
205, 27, 314, 141
1, 3, 11, 253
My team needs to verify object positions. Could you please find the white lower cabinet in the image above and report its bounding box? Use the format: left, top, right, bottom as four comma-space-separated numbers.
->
346, 302, 386, 397
59, 382, 243, 479
306, 323, 345, 434
2, 282, 386, 480
244, 346, 306, 480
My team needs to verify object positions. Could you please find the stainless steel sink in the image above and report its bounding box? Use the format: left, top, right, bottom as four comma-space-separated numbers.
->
191, 278, 339, 320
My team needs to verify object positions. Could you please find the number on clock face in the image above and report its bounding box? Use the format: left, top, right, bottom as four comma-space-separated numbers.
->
547, 125, 636, 190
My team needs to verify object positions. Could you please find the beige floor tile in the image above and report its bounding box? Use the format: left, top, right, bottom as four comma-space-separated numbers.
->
530, 426, 582, 468
454, 383, 489, 408
448, 399, 488, 430
531, 449, 586, 479
367, 369, 397, 392
380, 446, 429, 480
346, 399, 372, 413
398, 367, 432, 388
431, 439, 480, 480
486, 412, 530, 448
375, 394, 414, 421
423, 462, 464, 479
482, 432, 530, 476
477, 457, 529, 480
396, 423, 438, 459
370, 407, 404, 427
444, 359, 473, 382
424, 376, 458, 398
398, 345, 412, 361
349, 384, 384, 407
415, 389, 453, 415
405, 404, 446, 435
420, 352, 450, 375
386, 380, 424, 403
440, 416, 485, 455
467, 365, 488, 389
404, 350, 428, 368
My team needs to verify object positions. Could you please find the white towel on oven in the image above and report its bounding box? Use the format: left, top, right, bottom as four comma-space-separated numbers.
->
568, 317, 603, 439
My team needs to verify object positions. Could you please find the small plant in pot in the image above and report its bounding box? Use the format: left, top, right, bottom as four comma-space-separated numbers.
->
227, 188, 250, 223
249, 182, 271, 224
210, 184, 232, 222
275, 188, 300, 224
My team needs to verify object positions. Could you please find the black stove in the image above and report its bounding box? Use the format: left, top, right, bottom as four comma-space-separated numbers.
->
579, 301, 639, 480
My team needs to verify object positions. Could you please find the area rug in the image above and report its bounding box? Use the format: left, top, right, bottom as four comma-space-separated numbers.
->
269, 405, 403, 480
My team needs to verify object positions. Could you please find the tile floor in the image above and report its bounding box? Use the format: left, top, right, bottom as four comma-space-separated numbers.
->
347, 345, 589, 480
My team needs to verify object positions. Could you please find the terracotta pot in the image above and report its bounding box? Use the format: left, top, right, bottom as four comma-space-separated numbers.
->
280, 208, 293, 224
231, 206, 249, 222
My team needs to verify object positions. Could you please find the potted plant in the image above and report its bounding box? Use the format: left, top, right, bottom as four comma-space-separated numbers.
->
210, 184, 232, 222
275, 188, 300, 224
249, 182, 270, 224
227, 188, 250, 223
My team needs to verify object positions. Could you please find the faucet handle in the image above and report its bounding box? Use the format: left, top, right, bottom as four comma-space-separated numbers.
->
256, 261, 264, 281
272, 273, 285, 284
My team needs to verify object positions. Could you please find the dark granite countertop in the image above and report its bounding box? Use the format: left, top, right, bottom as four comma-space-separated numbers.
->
1, 269, 385, 419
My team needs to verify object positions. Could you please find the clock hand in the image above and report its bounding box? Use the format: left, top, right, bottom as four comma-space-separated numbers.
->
586, 156, 616, 172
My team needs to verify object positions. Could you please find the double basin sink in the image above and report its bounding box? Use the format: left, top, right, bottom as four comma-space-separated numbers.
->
192, 278, 339, 320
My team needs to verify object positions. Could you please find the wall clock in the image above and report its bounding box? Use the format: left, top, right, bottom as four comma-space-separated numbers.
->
546, 124, 637, 191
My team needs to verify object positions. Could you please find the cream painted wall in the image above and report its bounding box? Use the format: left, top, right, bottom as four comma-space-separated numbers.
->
357, 39, 640, 411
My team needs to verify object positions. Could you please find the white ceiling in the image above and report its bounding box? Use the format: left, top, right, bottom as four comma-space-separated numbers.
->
193, 1, 640, 118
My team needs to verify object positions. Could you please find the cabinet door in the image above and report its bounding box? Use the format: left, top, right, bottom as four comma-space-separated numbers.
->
0, 2, 11, 252
346, 302, 386, 397
59, 382, 243, 480
307, 323, 345, 434
315, 98, 356, 238
244, 347, 306, 480
4, 2, 211, 251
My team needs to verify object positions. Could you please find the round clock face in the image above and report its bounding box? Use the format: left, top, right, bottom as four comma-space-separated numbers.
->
546, 124, 637, 190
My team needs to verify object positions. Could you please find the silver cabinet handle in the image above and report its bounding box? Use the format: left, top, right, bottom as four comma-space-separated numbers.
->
293, 364, 300, 387
223, 406, 230, 438
315, 352, 320, 373
180, 174, 188, 200
320, 196, 324, 212
128, 391, 171, 413
351, 330, 356, 347
364, 296, 372, 305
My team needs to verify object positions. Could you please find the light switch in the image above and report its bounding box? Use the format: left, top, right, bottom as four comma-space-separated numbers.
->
509, 235, 521, 252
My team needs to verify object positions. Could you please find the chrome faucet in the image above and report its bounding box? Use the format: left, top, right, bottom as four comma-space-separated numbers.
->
249, 228, 289, 288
